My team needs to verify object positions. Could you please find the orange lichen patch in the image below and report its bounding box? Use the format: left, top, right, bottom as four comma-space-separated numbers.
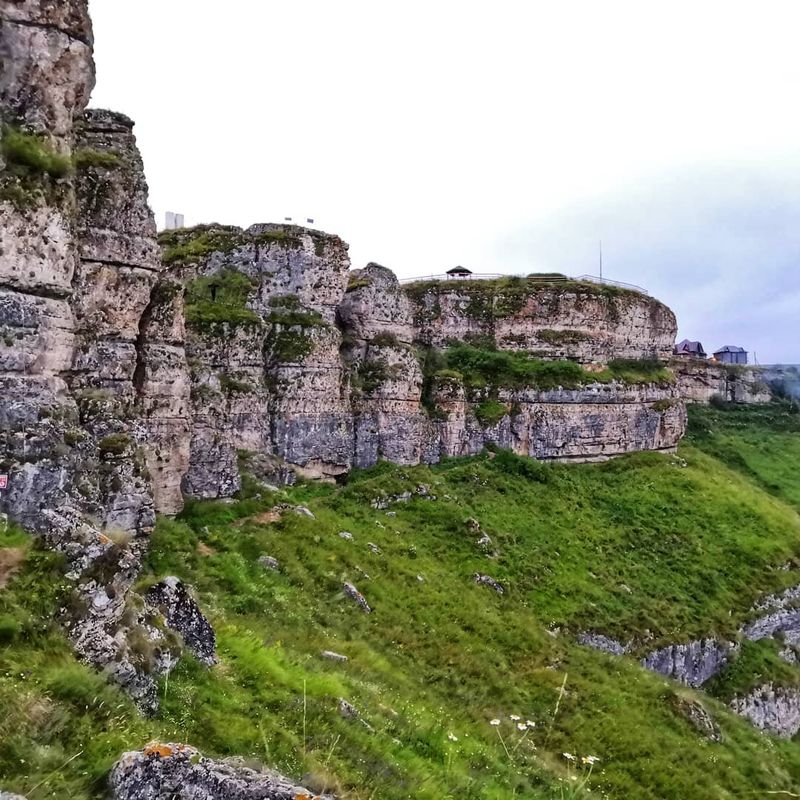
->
0, 547, 25, 589
97, 533, 112, 545
196, 541, 216, 557
143, 742, 190, 758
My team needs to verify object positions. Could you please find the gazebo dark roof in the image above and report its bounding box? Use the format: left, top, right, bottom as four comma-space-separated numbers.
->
674, 339, 706, 355
446, 266, 472, 276
714, 345, 747, 354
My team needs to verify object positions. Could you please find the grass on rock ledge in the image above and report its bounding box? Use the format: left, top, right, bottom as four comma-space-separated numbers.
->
427, 343, 674, 390
2, 405, 800, 798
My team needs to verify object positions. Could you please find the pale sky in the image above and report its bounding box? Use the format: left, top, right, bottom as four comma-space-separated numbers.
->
88, 0, 800, 362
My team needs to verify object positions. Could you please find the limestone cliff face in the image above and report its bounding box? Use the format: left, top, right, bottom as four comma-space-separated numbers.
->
157, 224, 352, 488
406, 279, 676, 362
673, 359, 771, 404
0, 0, 191, 709
160, 243, 686, 485
340, 264, 435, 467
428, 381, 685, 463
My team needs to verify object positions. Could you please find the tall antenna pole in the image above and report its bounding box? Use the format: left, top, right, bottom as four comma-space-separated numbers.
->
599, 240, 603, 281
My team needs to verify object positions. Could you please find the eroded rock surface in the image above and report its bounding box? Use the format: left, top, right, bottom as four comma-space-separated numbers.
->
578, 633, 628, 656
730, 685, 800, 738
641, 639, 734, 687
109, 744, 331, 800
0, 0, 199, 711
673, 359, 771, 405
145, 577, 217, 666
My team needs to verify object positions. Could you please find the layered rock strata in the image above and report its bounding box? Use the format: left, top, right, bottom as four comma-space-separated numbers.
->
0, 0, 200, 711
165, 251, 686, 486
405, 277, 677, 361
673, 359, 771, 404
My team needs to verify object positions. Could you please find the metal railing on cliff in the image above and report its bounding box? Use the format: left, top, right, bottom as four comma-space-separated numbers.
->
398, 272, 648, 295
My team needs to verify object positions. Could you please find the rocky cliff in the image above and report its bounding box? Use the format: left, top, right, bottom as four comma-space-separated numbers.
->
674, 359, 771, 404
0, 0, 195, 709
164, 254, 686, 490
1, 0, 686, 710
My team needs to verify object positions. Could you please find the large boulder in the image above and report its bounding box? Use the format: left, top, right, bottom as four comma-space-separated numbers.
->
109, 744, 331, 800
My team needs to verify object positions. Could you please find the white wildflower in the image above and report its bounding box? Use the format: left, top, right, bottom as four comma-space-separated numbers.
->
447, 733, 458, 742
526, 720, 536, 727
562, 752, 576, 761
582, 755, 600, 765
517, 722, 527, 731
489, 718, 501, 726
509, 714, 521, 721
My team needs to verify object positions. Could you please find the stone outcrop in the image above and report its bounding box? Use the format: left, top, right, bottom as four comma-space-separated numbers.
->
730, 685, 800, 738
144, 577, 217, 666
577, 633, 628, 656
673, 359, 771, 404
158, 245, 687, 486
405, 278, 677, 362
109, 744, 331, 800
669, 695, 722, 742
742, 584, 800, 645
640, 639, 735, 687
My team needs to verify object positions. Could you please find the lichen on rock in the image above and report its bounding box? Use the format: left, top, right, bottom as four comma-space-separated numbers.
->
109, 743, 331, 800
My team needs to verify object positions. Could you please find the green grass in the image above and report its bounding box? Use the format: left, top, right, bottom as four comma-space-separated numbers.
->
474, 399, 509, 425
4, 406, 800, 797
707, 639, 800, 702
73, 148, 121, 170
159, 225, 243, 266
687, 402, 800, 511
1, 128, 73, 179
1, 127, 74, 209
431, 343, 673, 390
184, 268, 262, 329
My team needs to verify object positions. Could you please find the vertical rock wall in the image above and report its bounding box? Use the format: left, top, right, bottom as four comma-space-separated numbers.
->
159, 224, 353, 490
0, 0, 189, 710
161, 233, 688, 486
339, 264, 436, 467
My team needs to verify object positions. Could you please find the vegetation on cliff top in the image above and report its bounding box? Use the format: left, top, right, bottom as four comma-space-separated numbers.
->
403, 275, 657, 323
159, 225, 245, 266
3, 405, 800, 798
425, 342, 674, 391
159, 225, 304, 267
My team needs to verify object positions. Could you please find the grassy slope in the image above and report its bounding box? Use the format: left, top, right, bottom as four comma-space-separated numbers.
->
2, 405, 800, 798
686, 402, 800, 511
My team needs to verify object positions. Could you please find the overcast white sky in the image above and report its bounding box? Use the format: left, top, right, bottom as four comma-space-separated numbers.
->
88, 0, 800, 362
